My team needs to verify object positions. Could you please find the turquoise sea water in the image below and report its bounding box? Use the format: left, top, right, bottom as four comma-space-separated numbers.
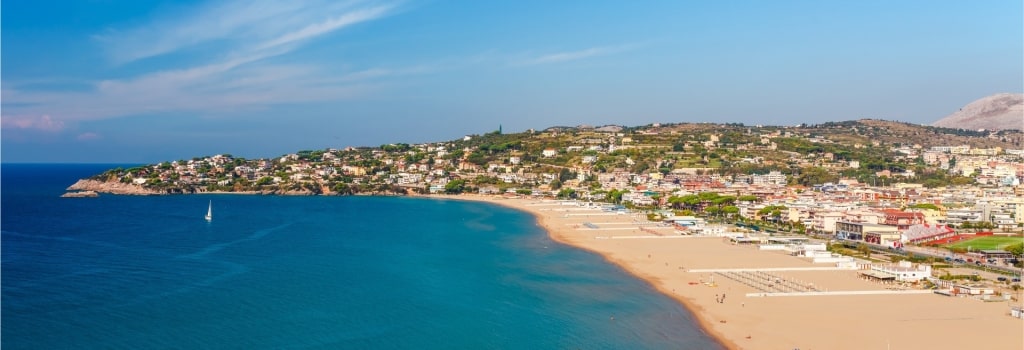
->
1, 164, 722, 349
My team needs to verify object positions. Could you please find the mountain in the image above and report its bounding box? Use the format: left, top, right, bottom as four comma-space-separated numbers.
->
933, 93, 1023, 130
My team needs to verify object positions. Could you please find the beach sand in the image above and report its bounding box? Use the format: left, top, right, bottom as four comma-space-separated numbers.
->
449, 195, 1024, 350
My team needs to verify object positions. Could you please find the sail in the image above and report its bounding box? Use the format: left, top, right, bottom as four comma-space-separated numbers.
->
205, 201, 213, 221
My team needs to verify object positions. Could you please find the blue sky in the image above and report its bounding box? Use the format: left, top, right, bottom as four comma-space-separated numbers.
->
2, 0, 1022, 163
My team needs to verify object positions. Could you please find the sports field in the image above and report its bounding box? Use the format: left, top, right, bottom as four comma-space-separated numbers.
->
945, 236, 1023, 250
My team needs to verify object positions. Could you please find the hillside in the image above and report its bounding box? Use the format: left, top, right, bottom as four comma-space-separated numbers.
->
933, 93, 1023, 131
820, 119, 1022, 150
65, 118, 1023, 197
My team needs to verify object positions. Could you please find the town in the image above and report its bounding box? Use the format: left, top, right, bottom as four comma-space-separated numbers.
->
78, 120, 1023, 234
75, 121, 1021, 235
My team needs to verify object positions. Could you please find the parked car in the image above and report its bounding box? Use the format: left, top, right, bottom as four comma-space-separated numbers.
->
997, 276, 1007, 282
1013, 277, 1022, 282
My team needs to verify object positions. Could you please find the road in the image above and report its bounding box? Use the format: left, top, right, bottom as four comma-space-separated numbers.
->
831, 239, 1023, 277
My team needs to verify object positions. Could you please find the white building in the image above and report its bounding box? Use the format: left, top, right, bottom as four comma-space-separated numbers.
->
870, 261, 932, 282
750, 171, 787, 185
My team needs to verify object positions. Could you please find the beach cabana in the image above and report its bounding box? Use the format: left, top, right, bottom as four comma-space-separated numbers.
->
858, 271, 896, 282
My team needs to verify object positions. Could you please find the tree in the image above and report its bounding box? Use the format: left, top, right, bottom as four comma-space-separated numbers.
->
558, 168, 576, 182
857, 243, 871, 258
698, 192, 721, 202
908, 203, 940, 211
557, 188, 576, 199
467, 152, 488, 166
712, 196, 736, 207
606, 189, 627, 204
757, 205, 788, 223
445, 179, 466, 194
738, 195, 759, 202
332, 182, 354, 195
723, 205, 740, 221
795, 166, 838, 186
550, 179, 562, 190
1006, 242, 1023, 257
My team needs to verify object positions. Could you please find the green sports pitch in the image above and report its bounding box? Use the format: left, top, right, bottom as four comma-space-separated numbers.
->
945, 236, 1023, 251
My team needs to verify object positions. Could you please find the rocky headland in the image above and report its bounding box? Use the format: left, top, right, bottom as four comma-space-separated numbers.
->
66, 179, 162, 195
60, 190, 100, 198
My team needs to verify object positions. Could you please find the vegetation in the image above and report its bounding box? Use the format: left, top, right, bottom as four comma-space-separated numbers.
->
907, 203, 940, 211
945, 236, 1023, 251
83, 119, 1022, 200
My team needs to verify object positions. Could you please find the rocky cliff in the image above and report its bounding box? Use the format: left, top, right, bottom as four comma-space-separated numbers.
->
933, 93, 1023, 130
66, 179, 163, 195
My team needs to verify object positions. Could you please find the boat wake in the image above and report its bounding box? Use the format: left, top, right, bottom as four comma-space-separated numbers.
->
178, 223, 291, 260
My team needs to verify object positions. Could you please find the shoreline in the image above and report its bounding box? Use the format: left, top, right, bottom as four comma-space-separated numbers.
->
438, 194, 1023, 350
437, 194, 739, 349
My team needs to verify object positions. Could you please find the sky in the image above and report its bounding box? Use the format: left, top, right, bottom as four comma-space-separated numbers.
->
2, 0, 1022, 163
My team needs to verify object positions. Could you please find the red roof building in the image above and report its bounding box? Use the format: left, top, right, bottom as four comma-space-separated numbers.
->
880, 209, 925, 230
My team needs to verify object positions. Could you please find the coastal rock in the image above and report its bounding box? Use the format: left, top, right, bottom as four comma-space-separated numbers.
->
61, 191, 99, 198
66, 179, 162, 195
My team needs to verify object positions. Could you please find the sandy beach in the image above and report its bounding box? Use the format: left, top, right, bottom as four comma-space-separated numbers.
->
449, 195, 1024, 350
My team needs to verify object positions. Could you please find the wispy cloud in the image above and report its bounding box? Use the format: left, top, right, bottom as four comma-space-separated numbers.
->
76, 132, 102, 141
1, 115, 65, 132
95, 0, 381, 64
256, 5, 393, 51
518, 44, 638, 66
3, 0, 403, 127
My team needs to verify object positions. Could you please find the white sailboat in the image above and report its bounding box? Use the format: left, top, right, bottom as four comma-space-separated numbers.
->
205, 200, 213, 221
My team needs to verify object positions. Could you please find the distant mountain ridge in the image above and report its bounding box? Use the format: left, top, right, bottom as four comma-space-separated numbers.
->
933, 93, 1023, 130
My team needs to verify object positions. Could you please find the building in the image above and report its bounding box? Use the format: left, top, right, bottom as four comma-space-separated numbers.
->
810, 211, 844, 234
836, 221, 898, 241
865, 231, 902, 247
880, 209, 925, 230
977, 250, 1015, 260
945, 209, 983, 226
867, 261, 932, 282
901, 224, 957, 244
949, 284, 995, 296
751, 171, 787, 185
666, 216, 706, 232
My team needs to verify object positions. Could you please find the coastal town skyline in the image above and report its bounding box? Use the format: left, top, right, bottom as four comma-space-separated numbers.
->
3, 0, 1023, 163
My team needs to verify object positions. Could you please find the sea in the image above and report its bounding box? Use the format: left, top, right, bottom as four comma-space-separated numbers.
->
1, 163, 722, 349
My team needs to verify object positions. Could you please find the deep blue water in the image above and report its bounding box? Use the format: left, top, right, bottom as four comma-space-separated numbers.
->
1, 163, 722, 349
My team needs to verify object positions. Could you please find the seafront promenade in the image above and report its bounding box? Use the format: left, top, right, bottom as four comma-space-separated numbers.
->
461, 196, 1024, 350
